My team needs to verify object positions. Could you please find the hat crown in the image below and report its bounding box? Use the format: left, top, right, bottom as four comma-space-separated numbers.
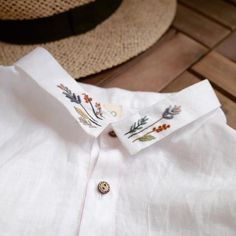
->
0, 0, 95, 20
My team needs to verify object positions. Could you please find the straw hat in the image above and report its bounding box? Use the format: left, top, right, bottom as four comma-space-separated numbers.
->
0, 0, 176, 79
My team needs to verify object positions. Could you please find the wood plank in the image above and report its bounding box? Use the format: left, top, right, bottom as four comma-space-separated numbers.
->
228, 0, 236, 5
173, 4, 230, 47
192, 51, 236, 99
216, 89, 236, 129
162, 71, 236, 129
180, 0, 236, 29
96, 33, 207, 92
215, 32, 236, 62
79, 29, 177, 86
162, 71, 198, 92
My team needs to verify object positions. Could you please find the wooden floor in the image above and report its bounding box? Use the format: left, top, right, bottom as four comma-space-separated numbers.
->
80, 0, 236, 129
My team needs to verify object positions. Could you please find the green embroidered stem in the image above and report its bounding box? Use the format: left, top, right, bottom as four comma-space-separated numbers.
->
79, 103, 100, 126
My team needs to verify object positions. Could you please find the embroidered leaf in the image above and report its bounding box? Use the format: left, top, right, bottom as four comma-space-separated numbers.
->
162, 105, 181, 119
136, 134, 155, 142
63, 91, 81, 104
74, 107, 89, 120
125, 116, 149, 135
78, 117, 96, 128
57, 83, 81, 104
74, 106, 101, 127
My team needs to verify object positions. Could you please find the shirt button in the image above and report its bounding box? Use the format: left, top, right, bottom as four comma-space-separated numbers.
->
97, 181, 110, 194
108, 130, 117, 137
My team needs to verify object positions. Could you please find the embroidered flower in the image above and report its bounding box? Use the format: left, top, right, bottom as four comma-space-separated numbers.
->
83, 93, 93, 103
133, 123, 171, 142
95, 102, 104, 118
95, 102, 101, 108
57, 83, 104, 128
82, 93, 103, 120
162, 105, 181, 119
153, 124, 171, 133
126, 105, 181, 139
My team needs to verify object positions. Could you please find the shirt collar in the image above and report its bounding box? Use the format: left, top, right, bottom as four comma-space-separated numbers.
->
15, 47, 221, 155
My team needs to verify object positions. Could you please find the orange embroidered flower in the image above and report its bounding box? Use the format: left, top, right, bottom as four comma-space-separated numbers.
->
154, 124, 170, 133
83, 93, 92, 103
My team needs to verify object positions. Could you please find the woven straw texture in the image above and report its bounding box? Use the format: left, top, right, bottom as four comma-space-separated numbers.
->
0, 0, 94, 20
0, 0, 176, 79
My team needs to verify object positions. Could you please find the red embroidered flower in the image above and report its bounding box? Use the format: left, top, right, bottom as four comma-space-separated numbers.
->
83, 93, 92, 103
154, 124, 170, 133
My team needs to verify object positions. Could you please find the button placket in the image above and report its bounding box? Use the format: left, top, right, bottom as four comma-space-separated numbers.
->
78, 135, 127, 236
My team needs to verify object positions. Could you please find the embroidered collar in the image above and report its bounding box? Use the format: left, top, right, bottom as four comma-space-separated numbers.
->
15, 47, 221, 155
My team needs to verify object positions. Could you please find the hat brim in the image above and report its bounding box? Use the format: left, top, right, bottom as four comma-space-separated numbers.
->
0, 0, 176, 79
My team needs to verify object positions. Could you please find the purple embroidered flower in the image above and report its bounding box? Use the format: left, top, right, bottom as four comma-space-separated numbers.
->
162, 105, 181, 119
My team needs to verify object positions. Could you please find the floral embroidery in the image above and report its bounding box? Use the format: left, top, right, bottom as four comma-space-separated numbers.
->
57, 84, 105, 128
57, 84, 81, 104
124, 116, 149, 136
74, 107, 98, 128
125, 105, 181, 142
83, 94, 92, 103
132, 124, 171, 142
82, 93, 103, 120
95, 102, 104, 118
162, 105, 181, 119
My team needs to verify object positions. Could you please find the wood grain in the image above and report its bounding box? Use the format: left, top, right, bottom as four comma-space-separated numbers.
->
215, 32, 236, 62
192, 51, 236, 99
162, 71, 236, 129
180, 0, 236, 29
96, 33, 207, 91
173, 4, 230, 47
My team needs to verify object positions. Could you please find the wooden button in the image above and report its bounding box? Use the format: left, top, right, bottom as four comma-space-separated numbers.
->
108, 130, 117, 137
98, 181, 110, 194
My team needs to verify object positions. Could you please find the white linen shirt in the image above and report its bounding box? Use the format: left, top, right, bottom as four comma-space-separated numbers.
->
0, 47, 236, 236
